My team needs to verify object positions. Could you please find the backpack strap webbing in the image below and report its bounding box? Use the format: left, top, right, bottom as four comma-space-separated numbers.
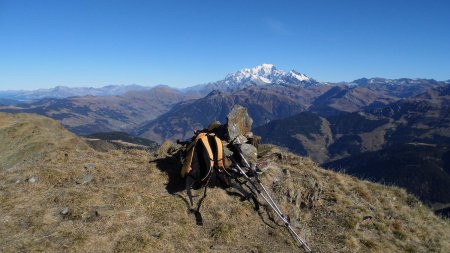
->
185, 172, 211, 226
181, 133, 225, 178
182, 133, 226, 226
181, 133, 207, 178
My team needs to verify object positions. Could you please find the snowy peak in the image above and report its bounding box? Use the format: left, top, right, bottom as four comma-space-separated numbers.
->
288, 70, 310, 81
222, 64, 315, 89
225, 64, 284, 85
181, 64, 317, 95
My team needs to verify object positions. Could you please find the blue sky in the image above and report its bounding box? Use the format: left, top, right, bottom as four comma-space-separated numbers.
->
1, 0, 449, 90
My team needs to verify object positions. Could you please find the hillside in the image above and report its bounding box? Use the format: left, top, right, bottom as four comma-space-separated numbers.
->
323, 143, 450, 205
254, 85, 450, 205
136, 85, 331, 143
0, 113, 90, 170
0, 85, 195, 135
1, 113, 449, 252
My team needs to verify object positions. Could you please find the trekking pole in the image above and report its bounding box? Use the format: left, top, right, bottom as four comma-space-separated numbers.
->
232, 141, 296, 222
229, 156, 312, 252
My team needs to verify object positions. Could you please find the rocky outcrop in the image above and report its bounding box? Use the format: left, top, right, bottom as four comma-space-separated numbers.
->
226, 105, 253, 141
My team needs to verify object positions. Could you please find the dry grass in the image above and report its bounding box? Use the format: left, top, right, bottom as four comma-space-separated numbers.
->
1, 113, 449, 252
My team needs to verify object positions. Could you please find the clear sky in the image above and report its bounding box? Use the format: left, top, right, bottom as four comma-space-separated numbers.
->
1, 0, 449, 90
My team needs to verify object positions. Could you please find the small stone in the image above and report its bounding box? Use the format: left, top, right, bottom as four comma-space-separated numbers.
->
28, 176, 37, 183
76, 175, 93, 185
60, 207, 69, 215
15, 179, 21, 184
240, 143, 258, 164
248, 135, 261, 148
209, 245, 227, 250
223, 145, 233, 157
232, 135, 248, 145
207, 121, 221, 131
93, 205, 114, 217
84, 163, 96, 170
244, 132, 254, 138
156, 140, 174, 156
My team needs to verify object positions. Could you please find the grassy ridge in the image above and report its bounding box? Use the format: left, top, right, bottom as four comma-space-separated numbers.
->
0, 113, 449, 252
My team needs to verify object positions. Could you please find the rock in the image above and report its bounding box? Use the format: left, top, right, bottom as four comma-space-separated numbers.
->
84, 163, 96, 170
248, 135, 261, 148
94, 205, 114, 217
209, 244, 227, 250
76, 175, 93, 185
60, 207, 69, 215
156, 140, 174, 157
207, 121, 228, 140
223, 145, 233, 157
15, 179, 21, 184
28, 176, 37, 183
240, 143, 258, 164
226, 105, 253, 141
207, 121, 222, 131
232, 135, 248, 145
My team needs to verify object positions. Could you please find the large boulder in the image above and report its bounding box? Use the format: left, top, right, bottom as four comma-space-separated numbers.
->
226, 105, 253, 141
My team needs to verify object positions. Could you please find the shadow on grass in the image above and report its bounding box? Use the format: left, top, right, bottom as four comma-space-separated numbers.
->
154, 153, 185, 194
153, 151, 275, 227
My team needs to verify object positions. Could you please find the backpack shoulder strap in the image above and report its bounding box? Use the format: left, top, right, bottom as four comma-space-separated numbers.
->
181, 133, 207, 178
213, 135, 225, 170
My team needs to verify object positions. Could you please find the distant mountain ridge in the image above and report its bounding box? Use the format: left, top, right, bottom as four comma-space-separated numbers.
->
0, 84, 152, 101
0, 85, 197, 135
1, 64, 448, 141
254, 84, 450, 205
183, 64, 318, 95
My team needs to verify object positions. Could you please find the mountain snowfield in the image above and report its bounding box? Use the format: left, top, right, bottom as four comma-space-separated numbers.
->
183, 64, 317, 94
223, 63, 314, 86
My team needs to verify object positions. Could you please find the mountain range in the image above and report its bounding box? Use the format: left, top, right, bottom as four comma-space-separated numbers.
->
0, 85, 197, 135
183, 63, 318, 95
1, 64, 449, 207
0, 84, 152, 103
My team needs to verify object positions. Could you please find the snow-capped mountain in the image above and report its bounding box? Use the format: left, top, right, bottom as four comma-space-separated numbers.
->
184, 64, 317, 94
224, 64, 313, 86
0, 84, 152, 101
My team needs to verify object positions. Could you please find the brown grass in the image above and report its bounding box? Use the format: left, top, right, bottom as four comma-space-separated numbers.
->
1, 113, 449, 252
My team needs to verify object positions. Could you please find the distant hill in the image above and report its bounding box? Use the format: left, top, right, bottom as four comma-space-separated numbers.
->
0, 112, 90, 170
323, 143, 450, 205
0, 98, 19, 106
255, 84, 450, 163
136, 85, 331, 143
254, 85, 450, 205
0, 84, 152, 101
1, 113, 449, 252
351, 78, 443, 98
83, 131, 158, 151
0, 85, 196, 135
